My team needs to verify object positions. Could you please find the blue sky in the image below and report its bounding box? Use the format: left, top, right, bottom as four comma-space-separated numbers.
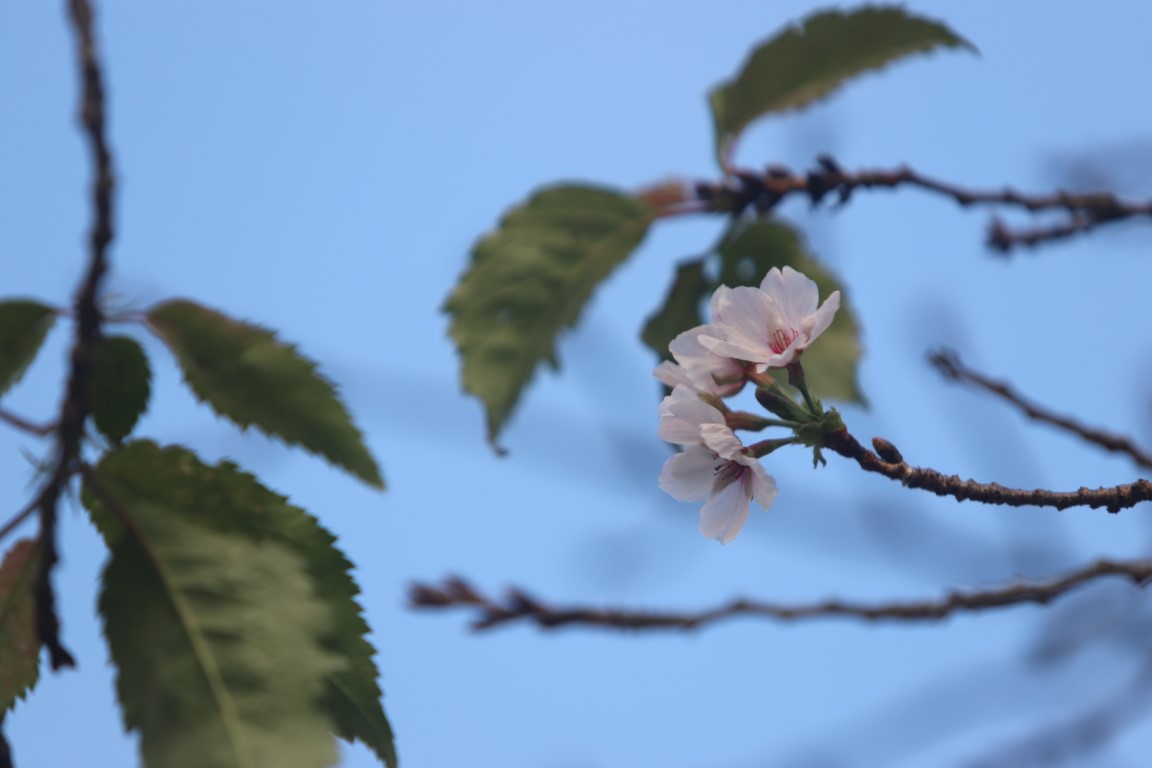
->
3, 2, 1152, 766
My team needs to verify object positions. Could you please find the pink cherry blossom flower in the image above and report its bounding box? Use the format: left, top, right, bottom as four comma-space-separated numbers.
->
657, 386, 778, 544
699, 266, 840, 371
657, 384, 725, 444
653, 325, 747, 397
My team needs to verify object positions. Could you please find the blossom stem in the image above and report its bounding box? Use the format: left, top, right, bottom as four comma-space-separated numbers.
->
786, 361, 821, 417
726, 411, 798, 432
746, 437, 800, 458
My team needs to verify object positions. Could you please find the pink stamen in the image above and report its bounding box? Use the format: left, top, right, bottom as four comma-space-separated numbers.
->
769, 328, 799, 354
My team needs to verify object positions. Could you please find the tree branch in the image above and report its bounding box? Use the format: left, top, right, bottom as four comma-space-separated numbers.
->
0, 497, 46, 547
931, 349, 1152, 472
409, 558, 1152, 633
0, 408, 56, 438
690, 156, 1152, 252
31, 0, 117, 671
822, 430, 1152, 512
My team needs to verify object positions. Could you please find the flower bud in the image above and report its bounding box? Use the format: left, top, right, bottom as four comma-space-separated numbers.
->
755, 385, 807, 422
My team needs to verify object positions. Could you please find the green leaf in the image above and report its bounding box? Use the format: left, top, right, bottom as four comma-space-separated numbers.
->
641, 259, 711, 363
98, 510, 341, 768
715, 218, 866, 404
0, 539, 40, 714
86, 441, 397, 768
90, 335, 152, 443
0, 300, 57, 398
146, 300, 383, 489
445, 184, 653, 448
709, 6, 976, 167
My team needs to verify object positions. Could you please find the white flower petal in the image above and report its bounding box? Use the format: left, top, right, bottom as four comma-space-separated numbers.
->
653, 360, 692, 389
712, 286, 775, 343
708, 284, 734, 320
705, 287, 781, 363
731, 452, 778, 509
659, 385, 704, 419
669, 325, 747, 396
658, 387, 725, 444
762, 266, 819, 324
658, 447, 719, 501
667, 384, 702, 405
667, 326, 714, 359
803, 290, 840, 344
699, 422, 743, 459
749, 467, 779, 509
699, 472, 751, 544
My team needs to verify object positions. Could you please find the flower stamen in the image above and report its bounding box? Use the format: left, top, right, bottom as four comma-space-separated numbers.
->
769, 328, 799, 354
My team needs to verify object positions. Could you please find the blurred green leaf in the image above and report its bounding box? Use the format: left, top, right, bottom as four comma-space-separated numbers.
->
90, 335, 152, 444
0, 539, 39, 714
445, 184, 653, 449
97, 509, 341, 768
146, 300, 383, 489
641, 258, 710, 363
87, 441, 397, 768
709, 6, 975, 167
0, 300, 56, 398
715, 218, 866, 404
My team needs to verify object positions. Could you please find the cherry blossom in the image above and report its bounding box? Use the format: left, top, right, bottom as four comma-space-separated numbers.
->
699, 266, 840, 371
658, 386, 778, 544
653, 325, 747, 397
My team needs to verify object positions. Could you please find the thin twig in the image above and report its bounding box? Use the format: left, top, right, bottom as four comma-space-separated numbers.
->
822, 430, 1152, 512
690, 156, 1152, 252
31, 0, 117, 671
0, 497, 45, 546
409, 558, 1152, 633
931, 350, 1152, 472
0, 408, 56, 438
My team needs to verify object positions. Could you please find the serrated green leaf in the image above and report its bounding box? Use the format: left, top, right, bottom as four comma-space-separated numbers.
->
86, 441, 397, 768
641, 258, 710, 363
709, 6, 976, 167
445, 184, 653, 448
0, 540, 39, 714
0, 300, 57, 398
715, 218, 866, 404
146, 300, 383, 489
90, 335, 152, 443
98, 508, 341, 768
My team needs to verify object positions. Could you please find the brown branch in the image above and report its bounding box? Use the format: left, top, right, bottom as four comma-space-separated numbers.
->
822, 430, 1152, 513
0, 408, 56, 438
931, 349, 1152, 472
691, 155, 1152, 252
0, 497, 45, 546
30, 0, 117, 671
409, 559, 1152, 633
985, 214, 1101, 252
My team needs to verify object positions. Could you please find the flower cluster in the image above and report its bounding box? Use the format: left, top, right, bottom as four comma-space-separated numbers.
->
655, 266, 840, 544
